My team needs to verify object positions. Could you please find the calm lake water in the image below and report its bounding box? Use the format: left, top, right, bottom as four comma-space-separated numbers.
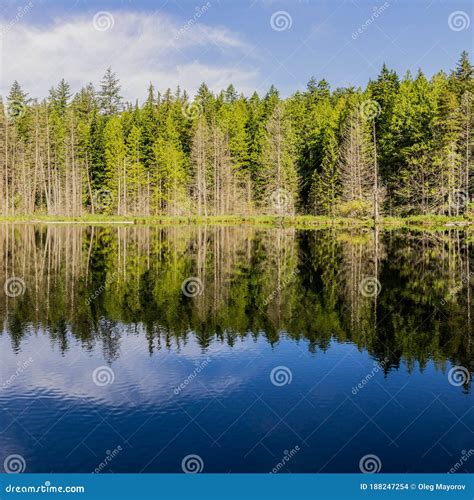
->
0, 224, 473, 473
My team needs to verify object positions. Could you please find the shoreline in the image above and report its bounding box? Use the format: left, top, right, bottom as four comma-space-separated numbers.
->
0, 214, 472, 230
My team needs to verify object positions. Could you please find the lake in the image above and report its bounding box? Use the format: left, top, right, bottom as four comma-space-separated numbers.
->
0, 224, 473, 473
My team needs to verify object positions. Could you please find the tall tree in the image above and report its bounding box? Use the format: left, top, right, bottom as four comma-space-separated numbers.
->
261, 103, 299, 215
99, 68, 123, 116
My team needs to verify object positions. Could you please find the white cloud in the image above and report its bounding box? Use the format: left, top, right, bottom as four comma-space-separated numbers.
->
0, 330, 261, 407
0, 10, 260, 101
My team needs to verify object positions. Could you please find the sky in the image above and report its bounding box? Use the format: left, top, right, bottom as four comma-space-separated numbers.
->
0, 0, 472, 102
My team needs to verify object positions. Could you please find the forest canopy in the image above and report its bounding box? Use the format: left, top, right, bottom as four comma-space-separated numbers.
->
0, 51, 472, 218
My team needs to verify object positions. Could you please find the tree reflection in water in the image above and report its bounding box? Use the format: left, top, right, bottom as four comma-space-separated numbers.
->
0, 224, 472, 390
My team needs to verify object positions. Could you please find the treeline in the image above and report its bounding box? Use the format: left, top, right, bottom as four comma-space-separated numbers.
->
0, 52, 472, 217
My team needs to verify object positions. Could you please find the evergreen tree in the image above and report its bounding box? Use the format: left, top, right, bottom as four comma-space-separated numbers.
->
338, 101, 376, 217
49, 79, 72, 116
310, 125, 339, 216
262, 103, 299, 215
0, 52, 471, 218
103, 116, 126, 213
190, 118, 211, 216
152, 114, 188, 216
99, 68, 123, 116
7, 81, 29, 118
367, 64, 399, 185
391, 71, 439, 214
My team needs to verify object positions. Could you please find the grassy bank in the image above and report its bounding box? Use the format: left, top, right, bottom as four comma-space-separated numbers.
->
0, 214, 472, 230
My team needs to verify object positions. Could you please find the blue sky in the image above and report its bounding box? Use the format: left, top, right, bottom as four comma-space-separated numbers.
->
0, 0, 472, 101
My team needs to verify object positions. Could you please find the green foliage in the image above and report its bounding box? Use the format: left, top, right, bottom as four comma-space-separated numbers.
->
336, 200, 373, 218
0, 52, 472, 218
2, 225, 472, 372
99, 68, 123, 116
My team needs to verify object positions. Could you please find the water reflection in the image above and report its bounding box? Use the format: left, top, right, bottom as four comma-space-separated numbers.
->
1, 224, 472, 384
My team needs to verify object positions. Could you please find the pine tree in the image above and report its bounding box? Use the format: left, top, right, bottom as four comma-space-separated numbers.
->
219, 96, 251, 209
338, 103, 376, 217
99, 68, 123, 116
261, 103, 299, 215
103, 116, 126, 214
459, 91, 473, 201
152, 114, 188, 216
432, 72, 463, 215
125, 124, 146, 214
246, 91, 266, 203
0, 53, 471, 218
50, 79, 72, 116
7, 81, 29, 119
453, 51, 474, 96
391, 71, 439, 214
310, 126, 339, 216
190, 118, 210, 216
367, 64, 399, 187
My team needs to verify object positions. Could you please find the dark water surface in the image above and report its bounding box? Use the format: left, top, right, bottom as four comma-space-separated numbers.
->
0, 224, 473, 473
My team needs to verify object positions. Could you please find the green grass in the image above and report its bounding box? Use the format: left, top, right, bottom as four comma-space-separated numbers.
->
0, 213, 472, 229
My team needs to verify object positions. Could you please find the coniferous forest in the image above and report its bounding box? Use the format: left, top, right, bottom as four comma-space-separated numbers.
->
0, 51, 472, 219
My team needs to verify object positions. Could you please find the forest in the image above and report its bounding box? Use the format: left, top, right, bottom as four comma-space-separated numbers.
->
0, 51, 472, 218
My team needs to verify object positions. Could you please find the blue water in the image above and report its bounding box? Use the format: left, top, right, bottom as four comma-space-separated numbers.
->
1, 330, 472, 473
0, 225, 473, 473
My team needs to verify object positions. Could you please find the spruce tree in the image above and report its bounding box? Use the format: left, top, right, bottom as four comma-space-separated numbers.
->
262, 102, 299, 215
99, 68, 123, 116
